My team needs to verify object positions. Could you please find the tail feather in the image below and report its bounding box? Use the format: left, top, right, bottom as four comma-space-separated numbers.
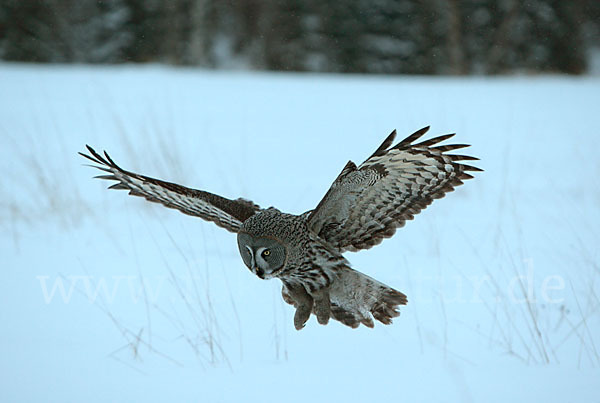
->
330, 304, 364, 328
282, 267, 407, 329
329, 267, 407, 328
371, 288, 407, 325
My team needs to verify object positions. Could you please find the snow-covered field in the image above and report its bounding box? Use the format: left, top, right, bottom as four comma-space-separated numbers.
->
1, 63, 599, 402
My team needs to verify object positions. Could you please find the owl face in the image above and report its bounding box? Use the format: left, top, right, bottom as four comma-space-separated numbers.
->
237, 232, 287, 279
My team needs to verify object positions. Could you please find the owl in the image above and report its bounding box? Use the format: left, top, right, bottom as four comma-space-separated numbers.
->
80, 126, 480, 330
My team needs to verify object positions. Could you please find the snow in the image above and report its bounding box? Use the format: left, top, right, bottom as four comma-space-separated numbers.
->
1, 63, 599, 402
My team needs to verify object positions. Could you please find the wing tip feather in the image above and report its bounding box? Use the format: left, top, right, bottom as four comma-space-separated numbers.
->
368, 129, 398, 159
461, 164, 484, 172
412, 132, 456, 148
393, 126, 431, 149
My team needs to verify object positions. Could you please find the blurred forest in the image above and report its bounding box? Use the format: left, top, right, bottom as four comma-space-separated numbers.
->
1, 0, 599, 74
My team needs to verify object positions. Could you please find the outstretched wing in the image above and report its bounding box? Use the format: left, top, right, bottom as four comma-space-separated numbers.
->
307, 126, 481, 252
80, 145, 261, 233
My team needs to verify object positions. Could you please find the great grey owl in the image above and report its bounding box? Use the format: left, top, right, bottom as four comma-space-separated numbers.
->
80, 126, 480, 330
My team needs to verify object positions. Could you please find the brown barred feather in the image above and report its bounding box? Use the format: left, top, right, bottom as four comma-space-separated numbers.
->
80, 145, 261, 233
307, 127, 481, 252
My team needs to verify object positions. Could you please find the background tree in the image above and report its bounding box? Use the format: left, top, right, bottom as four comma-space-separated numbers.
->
0, 0, 597, 74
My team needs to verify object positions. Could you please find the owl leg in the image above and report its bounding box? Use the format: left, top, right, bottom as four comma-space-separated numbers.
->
284, 282, 314, 330
311, 287, 331, 325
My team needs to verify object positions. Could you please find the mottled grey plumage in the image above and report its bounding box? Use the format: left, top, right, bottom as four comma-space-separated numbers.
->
80, 126, 480, 330
308, 126, 480, 252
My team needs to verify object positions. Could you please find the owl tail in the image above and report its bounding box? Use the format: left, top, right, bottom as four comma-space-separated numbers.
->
328, 267, 407, 328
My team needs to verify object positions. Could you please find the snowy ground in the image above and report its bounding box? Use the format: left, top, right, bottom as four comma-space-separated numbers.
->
1, 63, 599, 402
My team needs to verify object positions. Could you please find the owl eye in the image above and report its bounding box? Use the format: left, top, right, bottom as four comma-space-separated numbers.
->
262, 249, 271, 257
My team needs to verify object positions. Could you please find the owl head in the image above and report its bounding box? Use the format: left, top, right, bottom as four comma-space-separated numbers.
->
237, 232, 287, 279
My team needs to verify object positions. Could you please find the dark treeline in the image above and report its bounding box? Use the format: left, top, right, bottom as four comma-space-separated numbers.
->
1, 0, 599, 74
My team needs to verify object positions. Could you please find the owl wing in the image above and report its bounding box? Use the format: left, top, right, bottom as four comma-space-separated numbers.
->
80, 145, 261, 233
307, 127, 481, 252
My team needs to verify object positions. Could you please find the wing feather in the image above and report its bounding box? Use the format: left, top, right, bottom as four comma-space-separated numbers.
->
307, 127, 481, 252
80, 145, 260, 233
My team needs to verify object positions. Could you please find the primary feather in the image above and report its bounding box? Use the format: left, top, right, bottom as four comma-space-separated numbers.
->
307, 126, 481, 252
80, 145, 261, 233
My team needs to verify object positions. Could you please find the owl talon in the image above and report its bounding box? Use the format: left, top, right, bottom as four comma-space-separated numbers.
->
313, 288, 331, 325
284, 282, 314, 330
294, 304, 312, 330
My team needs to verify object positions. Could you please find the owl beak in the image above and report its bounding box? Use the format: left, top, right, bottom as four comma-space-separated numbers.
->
253, 265, 265, 279
249, 254, 265, 279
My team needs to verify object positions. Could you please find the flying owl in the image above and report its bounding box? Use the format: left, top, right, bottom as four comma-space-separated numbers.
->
80, 126, 480, 330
